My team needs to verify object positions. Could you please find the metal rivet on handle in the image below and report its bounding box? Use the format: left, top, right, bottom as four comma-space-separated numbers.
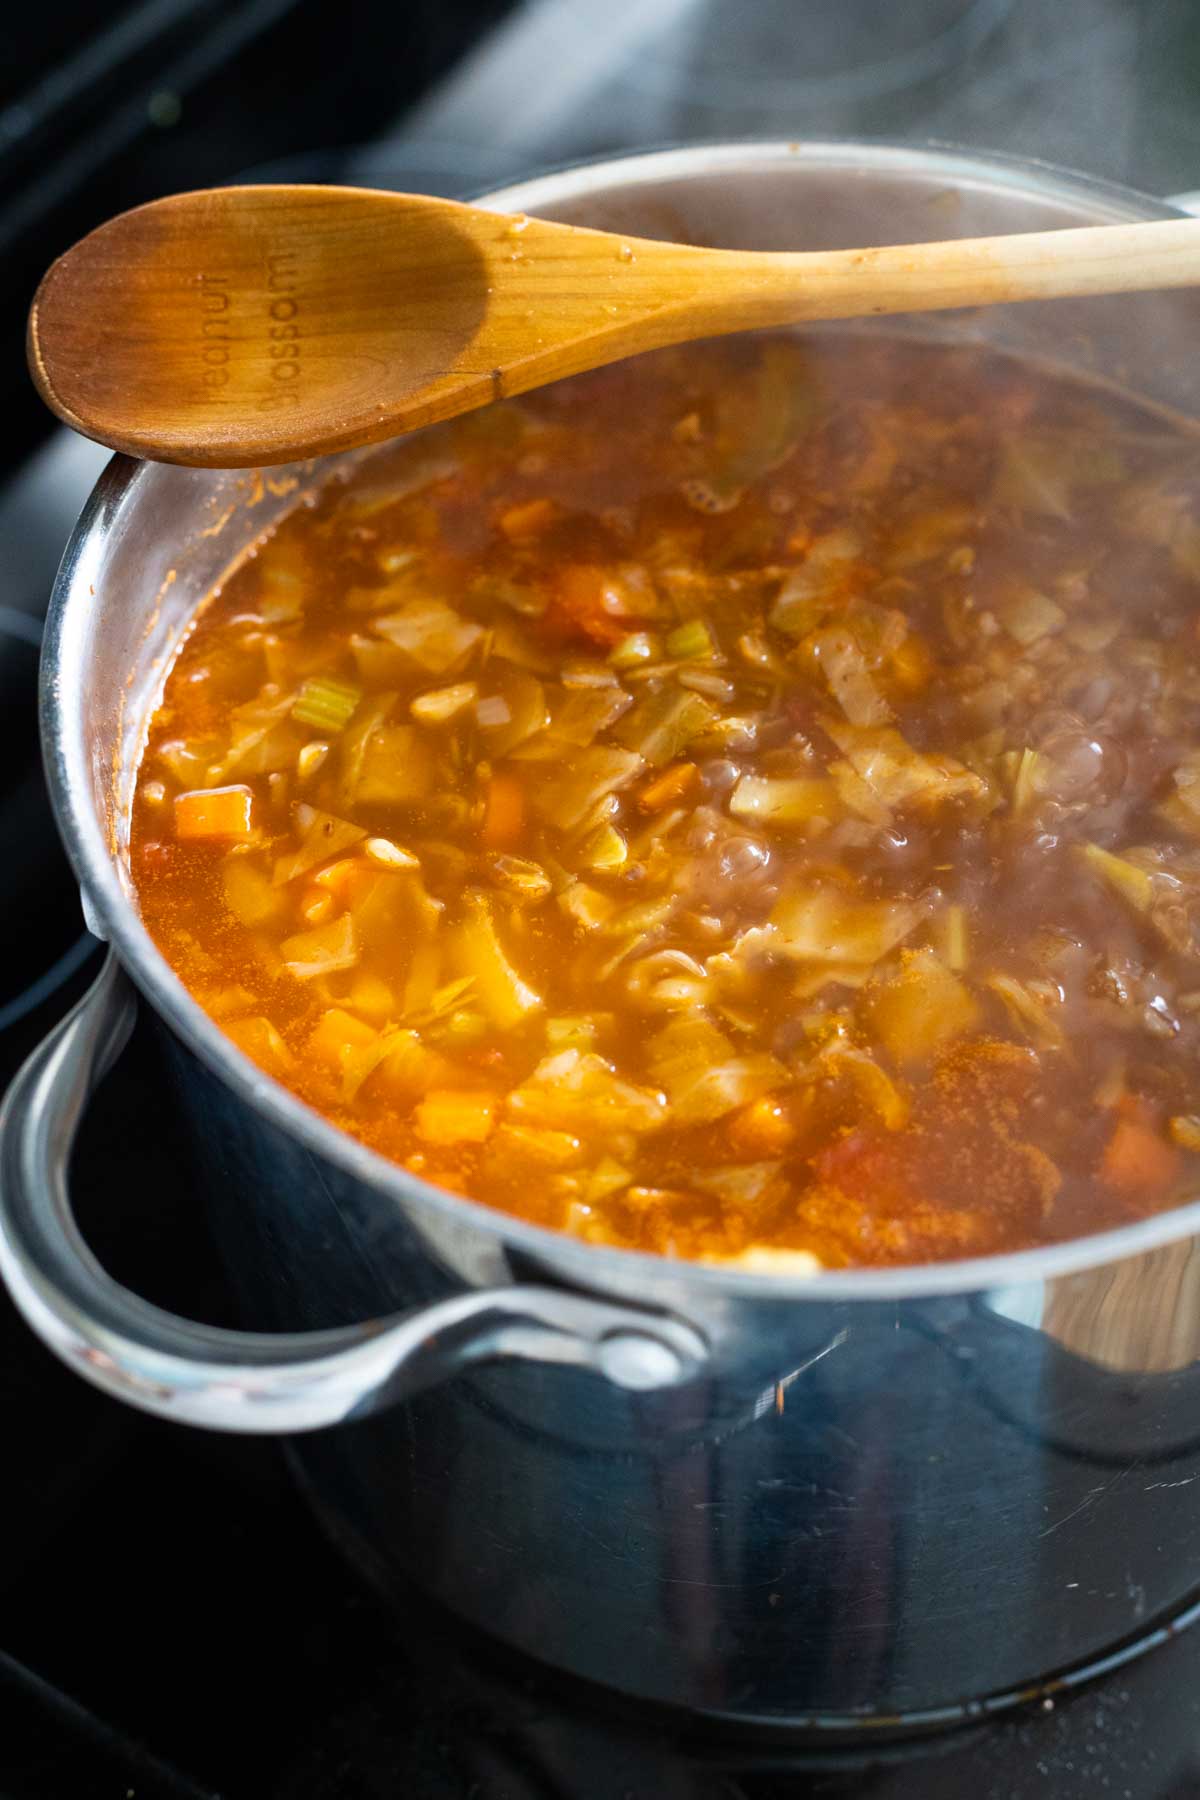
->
596, 1331, 686, 1391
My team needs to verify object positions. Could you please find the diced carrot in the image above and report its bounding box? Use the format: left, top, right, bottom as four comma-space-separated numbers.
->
1100, 1110, 1180, 1202
307, 1007, 378, 1069
482, 773, 525, 849
497, 497, 558, 541
637, 761, 700, 813
414, 1088, 497, 1145
174, 785, 254, 841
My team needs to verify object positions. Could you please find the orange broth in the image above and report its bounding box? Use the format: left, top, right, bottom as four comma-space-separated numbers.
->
130, 333, 1200, 1269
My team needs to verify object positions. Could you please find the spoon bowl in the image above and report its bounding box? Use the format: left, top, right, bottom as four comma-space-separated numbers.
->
28, 184, 1200, 467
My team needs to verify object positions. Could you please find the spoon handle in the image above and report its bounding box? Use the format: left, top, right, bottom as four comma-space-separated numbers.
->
677, 217, 1200, 333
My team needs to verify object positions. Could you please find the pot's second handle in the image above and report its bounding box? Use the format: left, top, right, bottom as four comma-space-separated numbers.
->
0, 954, 708, 1433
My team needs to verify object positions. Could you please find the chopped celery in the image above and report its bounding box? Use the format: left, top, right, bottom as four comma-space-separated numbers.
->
665, 619, 716, 661
292, 675, 361, 733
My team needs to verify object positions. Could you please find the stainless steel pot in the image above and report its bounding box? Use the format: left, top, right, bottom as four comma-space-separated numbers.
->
5, 142, 1200, 1729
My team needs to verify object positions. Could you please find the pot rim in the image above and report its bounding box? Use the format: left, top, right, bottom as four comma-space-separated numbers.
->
43, 137, 1200, 1304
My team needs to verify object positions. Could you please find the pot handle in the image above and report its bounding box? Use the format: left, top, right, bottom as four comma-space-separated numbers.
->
0, 954, 708, 1434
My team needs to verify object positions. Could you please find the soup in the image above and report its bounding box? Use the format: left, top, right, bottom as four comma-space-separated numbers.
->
130, 333, 1200, 1270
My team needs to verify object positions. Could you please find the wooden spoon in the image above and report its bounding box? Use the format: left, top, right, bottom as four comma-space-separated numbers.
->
27, 184, 1200, 468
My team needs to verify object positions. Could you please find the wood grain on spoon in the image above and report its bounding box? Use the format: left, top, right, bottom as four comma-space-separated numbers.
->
27, 184, 1200, 468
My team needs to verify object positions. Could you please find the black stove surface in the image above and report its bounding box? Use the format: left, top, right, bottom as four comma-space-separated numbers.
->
9, 2, 1200, 1795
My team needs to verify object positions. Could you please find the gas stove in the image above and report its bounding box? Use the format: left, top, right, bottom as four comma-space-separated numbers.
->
7, 2, 1200, 1795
